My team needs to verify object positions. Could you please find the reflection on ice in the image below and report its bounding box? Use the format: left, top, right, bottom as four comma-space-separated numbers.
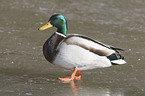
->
59, 80, 124, 96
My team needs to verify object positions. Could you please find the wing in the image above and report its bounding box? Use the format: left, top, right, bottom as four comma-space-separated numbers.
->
64, 34, 122, 56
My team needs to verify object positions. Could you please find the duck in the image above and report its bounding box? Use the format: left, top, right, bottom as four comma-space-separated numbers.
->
38, 14, 126, 81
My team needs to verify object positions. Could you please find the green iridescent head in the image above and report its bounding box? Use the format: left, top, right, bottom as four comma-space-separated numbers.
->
38, 14, 68, 35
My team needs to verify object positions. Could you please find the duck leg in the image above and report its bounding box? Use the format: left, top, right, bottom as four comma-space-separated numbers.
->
75, 71, 82, 80
58, 67, 82, 81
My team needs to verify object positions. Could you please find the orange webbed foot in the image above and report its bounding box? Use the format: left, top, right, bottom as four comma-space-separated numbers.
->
58, 77, 73, 82
58, 67, 82, 82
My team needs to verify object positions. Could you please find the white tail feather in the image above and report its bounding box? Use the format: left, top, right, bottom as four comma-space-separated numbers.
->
111, 59, 126, 64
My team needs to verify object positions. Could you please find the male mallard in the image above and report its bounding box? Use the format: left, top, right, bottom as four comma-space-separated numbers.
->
38, 14, 126, 81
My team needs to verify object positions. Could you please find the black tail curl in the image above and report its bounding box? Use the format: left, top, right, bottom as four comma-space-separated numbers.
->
107, 53, 124, 61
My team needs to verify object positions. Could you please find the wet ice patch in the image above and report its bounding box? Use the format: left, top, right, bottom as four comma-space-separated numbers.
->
25, 93, 32, 95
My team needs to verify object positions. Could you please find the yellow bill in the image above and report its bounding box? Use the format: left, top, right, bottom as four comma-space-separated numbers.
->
38, 21, 53, 30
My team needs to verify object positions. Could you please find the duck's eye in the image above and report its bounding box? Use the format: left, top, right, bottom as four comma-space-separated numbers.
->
53, 17, 58, 20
